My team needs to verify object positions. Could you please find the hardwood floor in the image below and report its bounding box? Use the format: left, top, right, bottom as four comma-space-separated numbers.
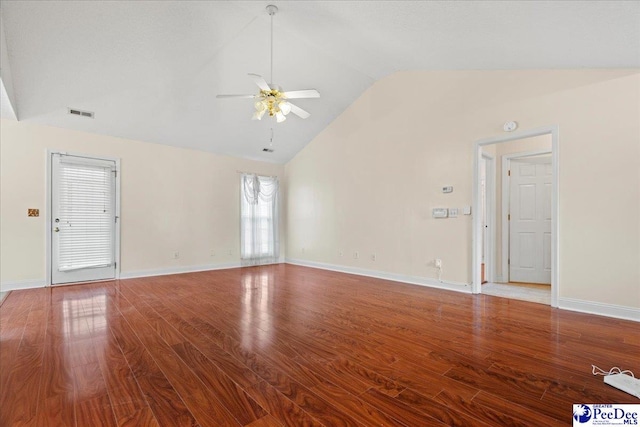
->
1, 264, 638, 426
481, 282, 550, 305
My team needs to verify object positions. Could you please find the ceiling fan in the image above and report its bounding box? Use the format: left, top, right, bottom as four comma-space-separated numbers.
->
216, 5, 320, 123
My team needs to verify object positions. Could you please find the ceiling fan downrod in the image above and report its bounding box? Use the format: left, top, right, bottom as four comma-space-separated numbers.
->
266, 5, 278, 85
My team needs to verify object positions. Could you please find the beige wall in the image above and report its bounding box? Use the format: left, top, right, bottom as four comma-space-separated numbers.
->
285, 70, 640, 309
0, 120, 285, 288
2, 69, 639, 313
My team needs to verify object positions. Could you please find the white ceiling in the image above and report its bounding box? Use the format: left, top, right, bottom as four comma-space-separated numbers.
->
1, 1, 638, 163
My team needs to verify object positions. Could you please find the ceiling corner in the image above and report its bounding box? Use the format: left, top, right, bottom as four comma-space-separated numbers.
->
0, 8, 18, 120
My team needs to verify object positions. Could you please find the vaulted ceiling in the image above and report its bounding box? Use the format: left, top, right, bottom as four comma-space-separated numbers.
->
1, 1, 638, 163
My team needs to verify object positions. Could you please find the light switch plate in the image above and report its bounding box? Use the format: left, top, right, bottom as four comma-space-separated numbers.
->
432, 208, 448, 218
448, 208, 458, 218
463, 206, 472, 215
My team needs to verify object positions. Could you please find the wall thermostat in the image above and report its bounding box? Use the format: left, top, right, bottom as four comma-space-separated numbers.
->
442, 186, 453, 193
503, 121, 518, 132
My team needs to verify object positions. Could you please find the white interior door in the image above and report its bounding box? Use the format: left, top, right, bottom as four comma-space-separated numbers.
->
509, 157, 552, 284
51, 153, 117, 285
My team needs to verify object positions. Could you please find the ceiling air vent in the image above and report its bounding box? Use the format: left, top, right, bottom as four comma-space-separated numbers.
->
68, 108, 94, 118
262, 148, 274, 153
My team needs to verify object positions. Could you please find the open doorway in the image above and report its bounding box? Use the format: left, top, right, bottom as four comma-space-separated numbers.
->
472, 127, 559, 306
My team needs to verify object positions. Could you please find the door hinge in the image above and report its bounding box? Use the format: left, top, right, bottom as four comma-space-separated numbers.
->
115, 216, 119, 223
508, 214, 511, 220
508, 170, 511, 176
112, 170, 118, 178
114, 262, 117, 269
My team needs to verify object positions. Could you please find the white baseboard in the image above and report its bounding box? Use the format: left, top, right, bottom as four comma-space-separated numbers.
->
4, 265, 637, 323
285, 258, 471, 293
1, 279, 46, 292
558, 297, 640, 322
0, 259, 287, 291
120, 262, 243, 280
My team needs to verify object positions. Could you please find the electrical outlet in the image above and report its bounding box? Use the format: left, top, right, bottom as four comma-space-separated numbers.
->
371, 253, 376, 261
338, 250, 344, 257
173, 251, 180, 259
435, 259, 442, 268
353, 251, 359, 259
301, 247, 305, 254
210, 250, 216, 257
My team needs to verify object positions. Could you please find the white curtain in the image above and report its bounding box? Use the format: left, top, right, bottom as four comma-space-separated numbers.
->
240, 174, 279, 265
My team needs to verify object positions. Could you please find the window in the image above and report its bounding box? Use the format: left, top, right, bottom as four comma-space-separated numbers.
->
240, 174, 279, 265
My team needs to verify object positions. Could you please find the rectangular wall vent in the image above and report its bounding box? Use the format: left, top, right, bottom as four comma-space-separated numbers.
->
68, 108, 94, 118
262, 148, 274, 153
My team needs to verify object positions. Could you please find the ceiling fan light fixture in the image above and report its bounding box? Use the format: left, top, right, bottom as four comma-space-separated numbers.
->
216, 5, 319, 122
279, 101, 292, 115
252, 109, 266, 120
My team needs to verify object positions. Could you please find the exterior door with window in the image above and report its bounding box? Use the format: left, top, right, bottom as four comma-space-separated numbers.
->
51, 153, 118, 285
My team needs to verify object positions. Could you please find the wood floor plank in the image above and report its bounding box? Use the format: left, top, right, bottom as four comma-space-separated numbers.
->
171, 341, 268, 425
246, 380, 326, 427
75, 393, 118, 427
94, 334, 147, 407
2, 264, 639, 426
115, 293, 241, 426
135, 372, 200, 427
105, 304, 200, 426
111, 399, 160, 427
150, 299, 263, 389
359, 388, 448, 426
244, 414, 284, 427
0, 292, 48, 425
394, 388, 491, 427
327, 356, 406, 397
309, 379, 407, 426
468, 390, 563, 427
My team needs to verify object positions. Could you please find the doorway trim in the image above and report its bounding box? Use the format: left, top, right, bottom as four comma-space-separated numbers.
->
501, 149, 552, 283
45, 150, 121, 286
472, 125, 559, 307
481, 152, 496, 283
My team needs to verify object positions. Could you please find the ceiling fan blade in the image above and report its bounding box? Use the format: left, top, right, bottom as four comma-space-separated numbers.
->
282, 89, 320, 99
216, 94, 256, 99
248, 73, 271, 92
289, 102, 311, 119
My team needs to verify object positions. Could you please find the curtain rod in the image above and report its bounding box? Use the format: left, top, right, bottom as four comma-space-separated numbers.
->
236, 170, 279, 179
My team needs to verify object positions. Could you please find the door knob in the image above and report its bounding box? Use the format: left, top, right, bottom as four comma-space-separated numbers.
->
54, 227, 60, 232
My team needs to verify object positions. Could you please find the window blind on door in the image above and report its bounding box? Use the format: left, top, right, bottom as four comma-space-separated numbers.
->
57, 159, 115, 272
